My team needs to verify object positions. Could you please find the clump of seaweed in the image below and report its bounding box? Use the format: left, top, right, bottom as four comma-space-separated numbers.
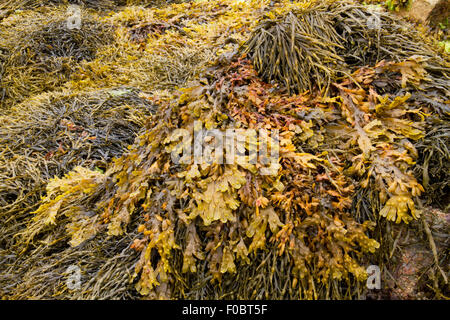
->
244, 1, 449, 95
244, 9, 346, 95
0, 1, 113, 11
414, 122, 450, 209
0, 0, 192, 13
17, 56, 384, 300
63, 0, 262, 93
1, 214, 143, 299
330, 1, 449, 72
0, 87, 157, 299
0, 7, 114, 108
0, 87, 156, 252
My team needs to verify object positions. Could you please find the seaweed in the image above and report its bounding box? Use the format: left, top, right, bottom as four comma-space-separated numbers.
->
244, 1, 450, 94
414, 122, 450, 209
0, 7, 115, 108
1, 0, 449, 300
14, 56, 380, 299
0, 87, 156, 251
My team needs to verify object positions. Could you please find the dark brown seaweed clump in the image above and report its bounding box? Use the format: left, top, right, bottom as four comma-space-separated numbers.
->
0, 9, 115, 108
245, 1, 450, 95
0, 87, 156, 251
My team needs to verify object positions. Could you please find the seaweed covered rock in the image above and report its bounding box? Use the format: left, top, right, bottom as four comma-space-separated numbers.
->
1, 212, 143, 299
18, 44, 449, 299
0, 87, 156, 250
0, 0, 449, 300
413, 123, 450, 209
0, 0, 196, 17
245, 1, 449, 95
0, 6, 114, 108
18, 57, 382, 299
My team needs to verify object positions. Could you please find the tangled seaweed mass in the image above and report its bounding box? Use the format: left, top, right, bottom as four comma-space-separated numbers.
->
0, 0, 448, 300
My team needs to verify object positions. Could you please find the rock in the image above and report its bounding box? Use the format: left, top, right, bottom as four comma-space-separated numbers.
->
390, 208, 449, 299
398, 0, 449, 26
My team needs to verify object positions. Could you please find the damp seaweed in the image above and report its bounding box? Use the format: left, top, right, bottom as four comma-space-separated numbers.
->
0, 7, 115, 108
0, 87, 156, 251
244, 1, 450, 94
1, 0, 449, 301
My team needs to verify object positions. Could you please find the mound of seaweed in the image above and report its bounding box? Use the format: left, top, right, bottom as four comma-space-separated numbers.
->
414, 122, 450, 209
0, 7, 114, 108
0, 0, 116, 11
245, 1, 449, 95
0, 87, 156, 252
0, 0, 190, 12
14, 53, 448, 300
1, 213, 143, 299
1, 0, 448, 300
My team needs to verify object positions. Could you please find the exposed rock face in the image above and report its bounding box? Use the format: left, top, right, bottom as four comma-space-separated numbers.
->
364, 208, 449, 300
391, 208, 449, 299
428, 0, 450, 26
399, 0, 449, 26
